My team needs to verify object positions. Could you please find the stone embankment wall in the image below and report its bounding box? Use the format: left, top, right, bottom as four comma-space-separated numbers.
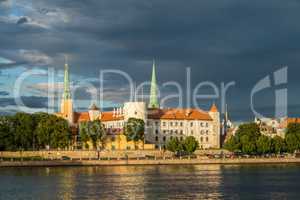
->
0, 150, 174, 159
1, 158, 300, 167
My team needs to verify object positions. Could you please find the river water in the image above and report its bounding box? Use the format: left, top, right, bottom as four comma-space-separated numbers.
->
0, 164, 299, 200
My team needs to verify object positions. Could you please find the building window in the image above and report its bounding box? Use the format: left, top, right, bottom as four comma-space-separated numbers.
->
191, 130, 193, 135
170, 136, 173, 140
200, 137, 203, 142
180, 137, 183, 141
206, 137, 209, 142
190, 122, 193, 127
155, 136, 159, 142
180, 130, 183, 135
206, 123, 209, 127
175, 130, 178, 134
155, 121, 159, 126
175, 122, 178, 126
206, 130, 209, 134
180, 122, 183, 127
163, 130, 166, 134
155, 129, 159, 134
163, 136, 166, 142
170, 130, 173, 134
163, 122, 166, 126
170, 122, 173, 126
201, 122, 204, 127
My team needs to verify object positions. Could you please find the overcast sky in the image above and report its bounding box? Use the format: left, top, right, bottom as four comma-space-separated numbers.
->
1, 0, 300, 121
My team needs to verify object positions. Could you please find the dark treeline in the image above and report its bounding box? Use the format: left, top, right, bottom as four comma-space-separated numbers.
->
224, 123, 300, 154
0, 113, 71, 151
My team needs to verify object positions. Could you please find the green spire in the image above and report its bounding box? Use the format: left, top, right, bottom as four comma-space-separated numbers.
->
63, 57, 71, 100
149, 59, 159, 108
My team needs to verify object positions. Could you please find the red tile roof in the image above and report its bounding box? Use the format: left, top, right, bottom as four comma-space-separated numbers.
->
101, 111, 124, 122
148, 108, 212, 121
74, 112, 90, 123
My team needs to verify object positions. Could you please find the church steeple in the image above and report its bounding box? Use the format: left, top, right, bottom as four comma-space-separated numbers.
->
60, 55, 73, 124
63, 56, 71, 100
149, 59, 159, 108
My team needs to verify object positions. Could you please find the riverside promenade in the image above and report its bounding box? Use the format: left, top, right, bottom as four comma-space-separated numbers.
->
1, 158, 300, 167
1, 150, 300, 167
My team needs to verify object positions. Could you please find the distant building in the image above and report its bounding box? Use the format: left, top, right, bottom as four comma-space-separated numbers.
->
254, 118, 286, 138
56, 60, 221, 150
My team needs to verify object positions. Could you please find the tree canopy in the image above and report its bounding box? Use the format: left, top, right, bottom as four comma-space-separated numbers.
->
0, 112, 71, 151
167, 136, 198, 155
224, 122, 300, 154
124, 118, 145, 142
79, 119, 106, 150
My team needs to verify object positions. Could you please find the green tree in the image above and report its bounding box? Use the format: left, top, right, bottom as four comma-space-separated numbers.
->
286, 123, 300, 135
124, 118, 145, 149
285, 123, 300, 153
226, 123, 261, 154
35, 114, 71, 149
12, 112, 35, 150
285, 133, 300, 153
235, 123, 261, 140
79, 120, 106, 150
79, 121, 89, 148
0, 116, 15, 151
256, 135, 272, 154
240, 134, 257, 154
224, 136, 240, 152
183, 136, 199, 155
166, 137, 183, 155
272, 136, 286, 154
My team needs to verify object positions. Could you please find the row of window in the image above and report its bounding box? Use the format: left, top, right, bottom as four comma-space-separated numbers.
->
155, 136, 209, 143
155, 129, 210, 135
103, 122, 123, 129
155, 136, 184, 142
149, 121, 210, 128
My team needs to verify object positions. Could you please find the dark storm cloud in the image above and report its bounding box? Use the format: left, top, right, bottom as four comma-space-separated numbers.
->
0, 96, 48, 108
16, 16, 29, 25
0, 91, 9, 96
1, 0, 300, 119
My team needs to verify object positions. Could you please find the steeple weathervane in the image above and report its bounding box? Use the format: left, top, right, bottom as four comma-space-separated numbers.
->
149, 59, 159, 108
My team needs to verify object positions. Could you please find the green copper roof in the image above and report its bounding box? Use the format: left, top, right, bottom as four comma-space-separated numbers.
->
149, 60, 159, 108
63, 62, 71, 100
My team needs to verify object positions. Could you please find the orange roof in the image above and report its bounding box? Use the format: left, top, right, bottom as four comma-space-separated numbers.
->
210, 103, 218, 112
74, 112, 90, 123
148, 108, 212, 121
101, 111, 124, 122
286, 118, 300, 124
278, 118, 300, 129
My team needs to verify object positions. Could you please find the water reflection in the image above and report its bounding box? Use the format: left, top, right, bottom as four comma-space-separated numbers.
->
0, 164, 299, 200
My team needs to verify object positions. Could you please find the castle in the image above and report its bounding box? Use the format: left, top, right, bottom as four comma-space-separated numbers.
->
56, 60, 221, 150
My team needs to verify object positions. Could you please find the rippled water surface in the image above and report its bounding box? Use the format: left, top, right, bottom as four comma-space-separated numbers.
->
0, 164, 300, 200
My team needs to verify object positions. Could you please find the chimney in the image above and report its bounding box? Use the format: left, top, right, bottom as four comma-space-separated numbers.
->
113, 108, 116, 117
118, 107, 121, 116
185, 109, 191, 117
